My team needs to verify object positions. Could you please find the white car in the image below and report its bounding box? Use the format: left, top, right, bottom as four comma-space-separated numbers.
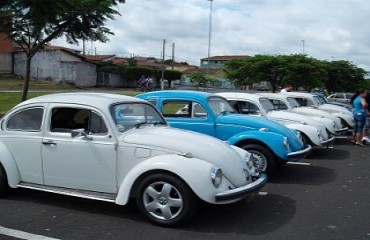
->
327, 92, 354, 104
0, 92, 267, 226
258, 93, 348, 135
218, 92, 334, 147
282, 92, 354, 129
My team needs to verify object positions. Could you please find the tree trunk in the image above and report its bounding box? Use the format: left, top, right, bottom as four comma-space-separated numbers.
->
21, 55, 32, 102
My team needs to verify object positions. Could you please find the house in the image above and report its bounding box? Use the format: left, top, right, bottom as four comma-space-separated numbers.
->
0, 33, 97, 87
200, 55, 250, 69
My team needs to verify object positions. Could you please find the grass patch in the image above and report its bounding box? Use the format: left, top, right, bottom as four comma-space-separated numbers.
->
0, 77, 77, 90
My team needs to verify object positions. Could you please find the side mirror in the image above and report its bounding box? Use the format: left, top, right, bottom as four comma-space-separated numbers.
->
71, 128, 92, 140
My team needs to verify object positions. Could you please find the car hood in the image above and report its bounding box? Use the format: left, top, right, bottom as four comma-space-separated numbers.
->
318, 104, 352, 115
216, 114, 302, 149
293, 107, 340, 122
121, 126, 248, 187
267, 110, 323, 129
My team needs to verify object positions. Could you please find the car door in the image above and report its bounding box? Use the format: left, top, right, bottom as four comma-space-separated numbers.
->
160, 100, 216, 136
42, 104, 117, 193
2, 106, 45, 184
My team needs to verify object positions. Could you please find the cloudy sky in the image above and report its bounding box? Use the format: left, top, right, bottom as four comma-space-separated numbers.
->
52, 0, 370, 71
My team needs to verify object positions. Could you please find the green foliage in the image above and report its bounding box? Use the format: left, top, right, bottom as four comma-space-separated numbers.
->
224, 54, 367, 92
188, 72, 212, 88
97, 61, 125, 74
0, 0, 125, 100
125, 67, 153, 81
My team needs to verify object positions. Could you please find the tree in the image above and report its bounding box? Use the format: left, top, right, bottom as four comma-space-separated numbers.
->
188, 72, 210, 88
324, 60, 367, 93
163, 69, 182, 88
0, 0, 125, 101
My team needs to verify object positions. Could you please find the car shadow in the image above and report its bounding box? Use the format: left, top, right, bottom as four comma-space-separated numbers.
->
306, 147, 350, 161
4, 189, 295, 236
182, 193, 296, 235
269, 164, 336, 185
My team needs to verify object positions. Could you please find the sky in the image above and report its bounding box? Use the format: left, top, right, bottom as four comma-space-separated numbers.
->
52, 0, 370, 71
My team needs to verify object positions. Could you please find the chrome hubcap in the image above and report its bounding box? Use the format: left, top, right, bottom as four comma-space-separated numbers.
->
249, 151, 267, 172
143, 182, 183, 220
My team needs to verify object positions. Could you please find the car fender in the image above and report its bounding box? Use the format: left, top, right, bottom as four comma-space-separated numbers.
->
0, 142, 21, 188
115, 154, 223, 205
227, 130, 288, 159
331, 112, 354, 128
285, 123, 321, 146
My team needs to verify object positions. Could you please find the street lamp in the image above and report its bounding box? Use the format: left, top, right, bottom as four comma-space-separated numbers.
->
207, 0, 213, 76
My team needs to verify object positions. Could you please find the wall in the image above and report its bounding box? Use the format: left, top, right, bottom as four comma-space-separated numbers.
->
13, 50, 96, 87
0, 53, 12, 73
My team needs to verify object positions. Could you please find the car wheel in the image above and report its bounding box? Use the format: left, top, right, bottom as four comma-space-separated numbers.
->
301, 134, 311, 146
135, 173, 197, 226
0, 164, 9, 196
241, 144, 276, 174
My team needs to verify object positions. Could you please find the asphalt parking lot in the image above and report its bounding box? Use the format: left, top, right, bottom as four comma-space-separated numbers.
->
0, 137, 369, 240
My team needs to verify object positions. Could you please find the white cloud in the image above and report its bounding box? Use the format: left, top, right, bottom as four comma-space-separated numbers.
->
52, 0, 370, 70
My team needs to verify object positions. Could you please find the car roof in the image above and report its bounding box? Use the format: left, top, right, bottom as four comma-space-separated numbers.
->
137, 90, 219, 101
16, 92, 146, 109
257, 93, 288, 100
282, 92, 316, 98
218, 92, 263, 102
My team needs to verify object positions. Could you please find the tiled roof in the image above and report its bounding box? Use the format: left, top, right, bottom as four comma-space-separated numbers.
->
83, 54, 116, 61
200, 55, 250, 61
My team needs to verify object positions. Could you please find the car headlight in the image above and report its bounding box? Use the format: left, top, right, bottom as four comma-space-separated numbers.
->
283, 137, 289, 149
210, 167, 223, 188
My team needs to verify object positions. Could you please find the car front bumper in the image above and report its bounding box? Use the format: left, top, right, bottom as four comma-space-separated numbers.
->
334, 126, 348, 134
215, 173, 267, 202
287, 144, 312, 161
321, 136, 335, 147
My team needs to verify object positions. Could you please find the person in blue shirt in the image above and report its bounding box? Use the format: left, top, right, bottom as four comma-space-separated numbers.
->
351, 89, 368, 146
362, 93, 370, 144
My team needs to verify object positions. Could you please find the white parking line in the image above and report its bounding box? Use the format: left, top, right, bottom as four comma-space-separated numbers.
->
0, 226, 60, 240
287, 162, 311, 166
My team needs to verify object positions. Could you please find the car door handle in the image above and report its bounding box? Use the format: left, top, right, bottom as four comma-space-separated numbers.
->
42, 140, 57, 146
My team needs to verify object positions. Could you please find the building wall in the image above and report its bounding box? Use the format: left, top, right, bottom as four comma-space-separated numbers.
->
0, 53, 12, 73
200, 60, 227, 69
13, 50, 96, 87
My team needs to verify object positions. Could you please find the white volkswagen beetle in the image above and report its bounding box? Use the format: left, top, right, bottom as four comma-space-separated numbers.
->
282, 92, 354, 129
258, 93, 348, 135
218, 92, 334, 147
0, 92, 267, 226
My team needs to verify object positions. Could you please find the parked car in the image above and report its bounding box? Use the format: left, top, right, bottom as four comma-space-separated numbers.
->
136, 90, 312, 174
218, 92, 334, 147
0, 92, 267, 226
258, 93, 348, 135
316, 94, 354, 112
327, 92, 354, 104
282, 92, 354, 129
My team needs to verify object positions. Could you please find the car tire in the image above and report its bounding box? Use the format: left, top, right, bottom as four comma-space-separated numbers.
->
241, 144, 276, 175
0, 164, 9, 196
135, 173, 198, 226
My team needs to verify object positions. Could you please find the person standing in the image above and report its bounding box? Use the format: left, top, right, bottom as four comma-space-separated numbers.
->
362, 92, 370, 144
280, 84, 293, 93
351, 89, 368, 146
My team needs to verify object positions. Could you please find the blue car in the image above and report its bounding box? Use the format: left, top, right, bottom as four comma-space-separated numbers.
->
136, 90, 312, 174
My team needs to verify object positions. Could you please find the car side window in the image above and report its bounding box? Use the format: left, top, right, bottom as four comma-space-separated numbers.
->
271, 100, 288, 110
163, 101, 207, 119
192, 102, 207, 118
7, 108, 44, 131
239, 101, 260, 114
50, 107, 107, 134
336, 93, 344, 99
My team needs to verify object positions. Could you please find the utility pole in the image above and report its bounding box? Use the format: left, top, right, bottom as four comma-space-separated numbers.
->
301, 40, 305, 54
161, 39, 166, 90
172, 42, 175, 70
207, 0, 213, 76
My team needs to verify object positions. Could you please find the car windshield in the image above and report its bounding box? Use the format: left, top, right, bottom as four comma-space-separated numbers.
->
259, 98, 275, 112
312, 96, 322, 106
316, 95, 327, 104
208, 97, 236, 116
111, 103, 166, 132
287, 97, 301, 108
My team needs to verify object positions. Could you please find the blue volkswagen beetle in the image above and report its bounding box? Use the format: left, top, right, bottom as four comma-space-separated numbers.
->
136, 90, 312, 174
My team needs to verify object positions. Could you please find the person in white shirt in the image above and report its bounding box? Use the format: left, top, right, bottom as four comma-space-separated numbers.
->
280, 84, 292, 93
